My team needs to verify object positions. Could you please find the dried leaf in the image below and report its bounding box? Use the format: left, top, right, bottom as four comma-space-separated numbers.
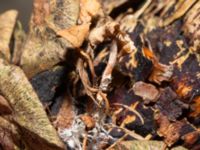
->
57, 23, 90, 48
0, 10, 18, 61
20, 0, 80, 78
20, 37, 67, 78
0, 59, 64, 150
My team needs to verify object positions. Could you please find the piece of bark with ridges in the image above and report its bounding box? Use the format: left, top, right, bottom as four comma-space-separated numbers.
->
0, 59, 64, 150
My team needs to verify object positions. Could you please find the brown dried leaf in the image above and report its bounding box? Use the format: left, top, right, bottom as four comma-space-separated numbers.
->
0, 10, 18, 61
57, 23, 90, 48
132, 81, 160, 103
43, 0, 80, 30
20, 37, 67, 78
20, 0, 80, 77
32, 0, 50, 26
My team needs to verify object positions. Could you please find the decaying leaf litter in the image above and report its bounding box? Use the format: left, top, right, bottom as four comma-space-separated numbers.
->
0, 0, 199, 149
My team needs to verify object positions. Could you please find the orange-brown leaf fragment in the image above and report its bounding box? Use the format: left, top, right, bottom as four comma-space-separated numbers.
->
57, 23, 90, 48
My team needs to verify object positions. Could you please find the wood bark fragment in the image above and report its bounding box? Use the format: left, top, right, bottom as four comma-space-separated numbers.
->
0, 59, 64, 150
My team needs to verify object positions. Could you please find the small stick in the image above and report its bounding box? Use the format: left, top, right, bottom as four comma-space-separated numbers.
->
82, 134, 88, 150
100, 40, 118, 91
80, 50, 97, 80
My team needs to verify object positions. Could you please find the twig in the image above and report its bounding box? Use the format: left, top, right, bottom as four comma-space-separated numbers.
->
98, 91, 110, 114
80, 50, 97, 80
82, 134, 88, 150
100, 40, 118, 91
77, 59, 100, 107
